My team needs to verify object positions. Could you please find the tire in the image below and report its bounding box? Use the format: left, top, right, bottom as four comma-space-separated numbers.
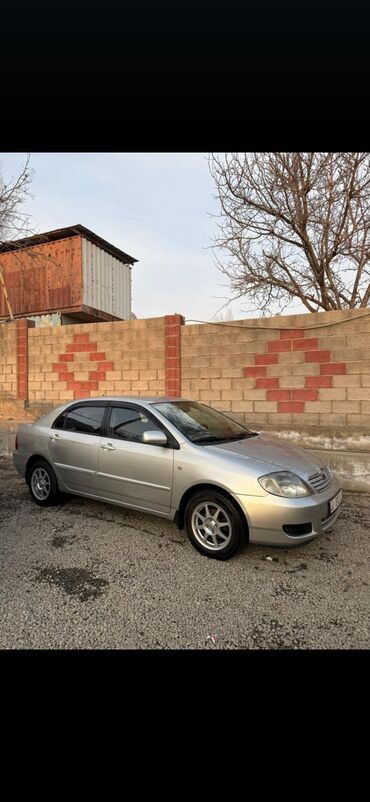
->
27, 459, 61, 507
184, 489, 247, 560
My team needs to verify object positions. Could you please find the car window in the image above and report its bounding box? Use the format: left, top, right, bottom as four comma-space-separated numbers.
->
108, 406, 161, 443
63, 405, 105, 435
53, 412, 67, 429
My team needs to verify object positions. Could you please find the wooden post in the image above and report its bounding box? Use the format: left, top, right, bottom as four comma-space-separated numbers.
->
0, 266, 13, 319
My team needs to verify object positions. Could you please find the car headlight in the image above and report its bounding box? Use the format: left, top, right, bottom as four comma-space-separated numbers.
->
258, 471, 311, 498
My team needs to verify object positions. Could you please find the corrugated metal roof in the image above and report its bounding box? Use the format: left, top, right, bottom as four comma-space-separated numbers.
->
0, 224, 138, 266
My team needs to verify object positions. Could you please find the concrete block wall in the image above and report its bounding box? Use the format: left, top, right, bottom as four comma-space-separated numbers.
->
181, 309, 370, 429
27, 316, 167, 405
0, 321, 17, 400
1, 308, 370, 429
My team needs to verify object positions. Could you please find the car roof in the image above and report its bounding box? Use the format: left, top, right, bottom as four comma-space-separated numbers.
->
63, 396, 187, 405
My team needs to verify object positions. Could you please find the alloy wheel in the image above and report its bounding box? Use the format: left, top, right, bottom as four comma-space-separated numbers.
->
191, 502, 232, 551
31, 467, 51, 501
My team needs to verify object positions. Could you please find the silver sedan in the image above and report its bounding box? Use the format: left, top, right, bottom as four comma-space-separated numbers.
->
13, 396, 343, 560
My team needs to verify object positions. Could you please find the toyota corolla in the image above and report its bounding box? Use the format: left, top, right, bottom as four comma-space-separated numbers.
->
13, 397, 343, 560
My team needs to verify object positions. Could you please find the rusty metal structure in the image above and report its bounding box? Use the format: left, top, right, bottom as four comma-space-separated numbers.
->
0, 225, 138, 324
0, 265, 13, 318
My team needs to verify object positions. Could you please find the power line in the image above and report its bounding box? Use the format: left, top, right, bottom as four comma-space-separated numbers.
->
184, 310, 370, 331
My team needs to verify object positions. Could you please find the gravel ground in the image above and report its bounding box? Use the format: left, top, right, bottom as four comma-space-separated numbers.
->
0, 456, 368, 650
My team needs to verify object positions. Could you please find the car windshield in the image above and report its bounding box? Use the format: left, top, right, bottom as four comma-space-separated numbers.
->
153, 400, 257, 444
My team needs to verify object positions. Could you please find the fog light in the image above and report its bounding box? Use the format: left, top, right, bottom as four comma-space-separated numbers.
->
283, 523, 312, 536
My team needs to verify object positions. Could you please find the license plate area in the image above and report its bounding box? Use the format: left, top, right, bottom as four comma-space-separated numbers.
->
329, 489, 342, 514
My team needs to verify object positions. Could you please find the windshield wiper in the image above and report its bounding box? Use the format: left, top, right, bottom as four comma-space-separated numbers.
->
192, 432, 257, 444
221, 433, 258, 441
192, 433, 223, 443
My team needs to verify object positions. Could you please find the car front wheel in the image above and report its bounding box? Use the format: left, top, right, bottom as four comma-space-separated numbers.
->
184, 490, 247, 560
28, 459, 61, 507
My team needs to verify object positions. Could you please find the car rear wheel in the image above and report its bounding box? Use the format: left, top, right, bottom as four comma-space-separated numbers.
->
184, 490, 247, 560
28, 459, 61, 507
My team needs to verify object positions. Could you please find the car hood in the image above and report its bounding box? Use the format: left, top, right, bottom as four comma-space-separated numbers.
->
206, 434, 325, 480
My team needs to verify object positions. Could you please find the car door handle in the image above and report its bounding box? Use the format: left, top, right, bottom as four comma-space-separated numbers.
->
101, 443, 116, 451
49, 433, 61, 442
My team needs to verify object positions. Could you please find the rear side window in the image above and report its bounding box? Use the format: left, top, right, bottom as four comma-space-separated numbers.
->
53, 412, 67, 430
108, 406, 161, 443
60, 405, 105, 435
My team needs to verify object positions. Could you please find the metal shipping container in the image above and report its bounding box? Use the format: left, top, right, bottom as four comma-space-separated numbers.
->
0, 224, 137, 323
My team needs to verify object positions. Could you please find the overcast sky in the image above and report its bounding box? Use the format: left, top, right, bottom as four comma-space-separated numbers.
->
1, 153, 304, 322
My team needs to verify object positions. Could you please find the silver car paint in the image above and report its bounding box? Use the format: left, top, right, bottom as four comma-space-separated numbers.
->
97, 435, 173, 513
48, 429, 100, 493
13, 396, 342, 546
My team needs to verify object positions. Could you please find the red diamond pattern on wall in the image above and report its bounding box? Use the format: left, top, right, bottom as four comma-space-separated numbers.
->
243, 329, 347, 413
53, 333, 111, 399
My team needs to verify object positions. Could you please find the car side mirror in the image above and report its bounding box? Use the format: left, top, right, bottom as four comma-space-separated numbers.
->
142, 430, 168, 446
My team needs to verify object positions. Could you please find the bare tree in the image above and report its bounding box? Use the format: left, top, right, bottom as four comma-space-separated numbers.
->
209, 153, 370, 314
0, 155, 34, 319
0, 155, 33, 244
0, 157, 59, 322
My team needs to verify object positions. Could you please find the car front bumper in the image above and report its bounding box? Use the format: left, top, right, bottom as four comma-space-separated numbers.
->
234, 478, 342, 546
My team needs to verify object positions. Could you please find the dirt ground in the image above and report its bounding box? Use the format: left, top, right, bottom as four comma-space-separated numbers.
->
0, 456, 368, 650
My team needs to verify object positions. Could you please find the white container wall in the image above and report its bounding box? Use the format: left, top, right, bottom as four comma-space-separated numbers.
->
81, 237, 131, 319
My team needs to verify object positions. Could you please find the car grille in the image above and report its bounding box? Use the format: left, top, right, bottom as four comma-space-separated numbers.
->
308, 469, 333, 493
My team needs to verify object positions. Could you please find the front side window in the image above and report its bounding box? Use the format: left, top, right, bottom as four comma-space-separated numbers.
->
108, 406, 161, 443
153, 400, 256, 444
63, 405, 105, 435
